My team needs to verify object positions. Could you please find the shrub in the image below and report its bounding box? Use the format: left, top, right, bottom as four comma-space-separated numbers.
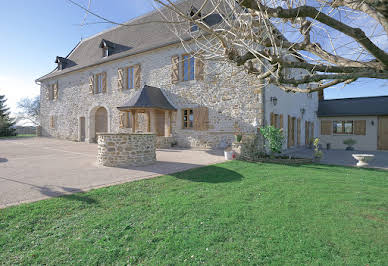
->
343, 138, 357, 147
260, 126, 285, 156
313, 138, 323, 159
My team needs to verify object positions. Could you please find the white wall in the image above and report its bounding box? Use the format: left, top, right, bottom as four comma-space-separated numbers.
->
318, 116, 378, 151
264, 83, 319, 150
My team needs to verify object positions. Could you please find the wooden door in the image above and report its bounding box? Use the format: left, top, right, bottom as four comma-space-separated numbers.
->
95, 107, 108, 140
80, 117, 85, 141
378, 116, 388, 150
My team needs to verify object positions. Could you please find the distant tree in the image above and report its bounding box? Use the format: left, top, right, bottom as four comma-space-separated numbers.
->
0, 95, 16, 136
16, 96, 40, 126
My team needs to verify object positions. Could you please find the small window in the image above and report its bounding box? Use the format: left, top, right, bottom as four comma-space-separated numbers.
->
183, 54, 195, 81
333, 121, 353, 134
96, 73, 103, 94
126, 112, 132, 128
103, 47, 109, 57
127, 67, 134, 89
182, 109, 193, 129
49, 84, 55, 100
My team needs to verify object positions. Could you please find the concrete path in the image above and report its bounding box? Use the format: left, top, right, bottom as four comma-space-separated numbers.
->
286, 148, 388, 170
0, 137, 225, 208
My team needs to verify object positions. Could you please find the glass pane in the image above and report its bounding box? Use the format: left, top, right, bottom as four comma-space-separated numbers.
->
189, 121, 193, 128
183, 116, 187, 121
97, 75, 102, 93
184, 122, 187, 128
183, 56, 189, 81
190, 57, 195, 80
334, 121, 342, 133
345, 122, 353, 133
189, 109, 193, 115
189, 114, 194, 122
184, 110, 187, 115
128, 68, 133, 89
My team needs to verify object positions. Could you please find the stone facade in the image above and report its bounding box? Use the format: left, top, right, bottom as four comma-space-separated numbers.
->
97, 133, 156, 167
39, 38, 317, 151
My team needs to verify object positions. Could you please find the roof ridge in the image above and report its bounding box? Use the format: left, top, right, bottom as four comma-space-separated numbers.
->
323, 95, 388, 101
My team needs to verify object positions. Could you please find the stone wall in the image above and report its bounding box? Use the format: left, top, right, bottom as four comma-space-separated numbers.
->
97, 133, 156, 167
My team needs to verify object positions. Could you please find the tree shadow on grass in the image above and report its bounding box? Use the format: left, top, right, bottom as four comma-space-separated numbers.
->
0, 158, 8, 163
169, 165, 244, 183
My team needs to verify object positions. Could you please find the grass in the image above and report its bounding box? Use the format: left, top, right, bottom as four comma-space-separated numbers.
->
0, 161, 387, 264
0, 134, 35, 139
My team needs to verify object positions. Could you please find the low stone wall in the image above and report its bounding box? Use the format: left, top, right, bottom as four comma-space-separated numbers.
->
156, 136, 175, 149
97, 133, 156, 167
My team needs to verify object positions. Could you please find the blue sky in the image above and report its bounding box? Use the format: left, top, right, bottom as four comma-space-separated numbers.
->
0, 0, 386, 115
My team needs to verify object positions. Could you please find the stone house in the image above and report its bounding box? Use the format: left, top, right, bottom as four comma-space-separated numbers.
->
36, 2, 319, 151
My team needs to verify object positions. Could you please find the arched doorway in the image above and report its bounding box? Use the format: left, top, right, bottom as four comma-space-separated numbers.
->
95, 107, 108, 140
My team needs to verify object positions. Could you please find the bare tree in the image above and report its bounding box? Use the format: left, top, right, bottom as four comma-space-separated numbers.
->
153, 0, 388, 93
16, 96, 40, 126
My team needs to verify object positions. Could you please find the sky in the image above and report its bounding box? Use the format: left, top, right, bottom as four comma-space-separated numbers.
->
0, 0, 387, 118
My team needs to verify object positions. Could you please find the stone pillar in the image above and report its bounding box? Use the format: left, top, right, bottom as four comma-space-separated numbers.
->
150, 110, 157, 133
164, 110, 171, 137
131, 110, 136, 133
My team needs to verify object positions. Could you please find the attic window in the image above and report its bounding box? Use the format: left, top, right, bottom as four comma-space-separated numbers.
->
100, 39, 114, 58
189, 6, 201, 19
55, 56, 67, 71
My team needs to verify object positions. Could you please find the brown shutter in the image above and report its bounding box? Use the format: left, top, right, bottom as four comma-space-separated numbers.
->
118, 68, 124, 90
193, 108, 200, 130
119, 112, 125, 128
195, 57, 204, 81
193, 107, 209, 131
89, 75, 94, 94
45, 86, 50, 100
279, 114, 283, 130
297, 118, 301, 145
311, 122, 315, 142
305, 121, 309, 145
320, 120, 332, 135
53, 82, 58, 100
102, 72, 107, 93
50, 116, 55, 128
134, 64, 141, 89
354, 120, 366, 135
287, 115, 291, 148
270, 112, 275, 126
171, 56, 179, 84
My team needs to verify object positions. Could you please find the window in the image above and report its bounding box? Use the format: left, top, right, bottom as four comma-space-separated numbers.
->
126, 112, 132, 128
182, 109, 193, 129
103, 47, 109, 57
49, 85, 54, 100
127, 66, 134, 89
96, 73, 103, 94
182, 54, 195, 81
333, 121, 353, 134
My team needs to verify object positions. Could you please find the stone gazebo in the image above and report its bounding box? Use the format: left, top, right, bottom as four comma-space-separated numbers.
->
117, 85, 177, 148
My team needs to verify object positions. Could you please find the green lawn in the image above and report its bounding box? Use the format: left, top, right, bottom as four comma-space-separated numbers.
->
1, 161, 387, 265
0, 134, 35, 139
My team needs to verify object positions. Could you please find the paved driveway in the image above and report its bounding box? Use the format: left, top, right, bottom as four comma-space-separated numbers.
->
0, 137, 225, 208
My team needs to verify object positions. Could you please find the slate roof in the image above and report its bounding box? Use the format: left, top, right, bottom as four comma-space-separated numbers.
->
318, 96, 388, 117
36, 0, 222, 82
117, 85, 176, 111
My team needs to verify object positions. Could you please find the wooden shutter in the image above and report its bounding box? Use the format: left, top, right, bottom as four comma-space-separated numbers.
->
89, 75, 94, 94
102, 72, 107, 93
311, 122, 315, 142
320, 120, 332, 135
305, 121, 309, 145
270, 112, 275, 126
171, 56, 179, 84
53, 81, 58, 101
50, 116, 55, 128
195, 57, 204, 81
287, 115, 292, 148
354, 120, 366, 135
134, 64, 141, 89
45, 86, 50, 100
119, 112, 125, 128
279, 114, 283, 130
117, 68, 124, 90
193, 107, 209, 131
297, 118, 301, 145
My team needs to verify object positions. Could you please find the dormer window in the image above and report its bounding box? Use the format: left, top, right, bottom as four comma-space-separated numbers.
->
55, 56, 67, 71
99, 39, 115, 58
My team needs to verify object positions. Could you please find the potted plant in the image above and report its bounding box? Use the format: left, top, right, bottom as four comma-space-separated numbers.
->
313, 138, 323, 162
260, 126, 285, 158
343, 138, 356, 150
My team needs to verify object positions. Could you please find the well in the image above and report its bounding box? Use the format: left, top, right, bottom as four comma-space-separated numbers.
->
97, 133, 156, 167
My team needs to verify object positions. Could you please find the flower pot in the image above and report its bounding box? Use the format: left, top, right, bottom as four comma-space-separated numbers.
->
224, 150, 234, 160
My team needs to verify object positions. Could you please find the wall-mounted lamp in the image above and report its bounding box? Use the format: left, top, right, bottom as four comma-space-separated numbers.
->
270, 96, 278, 106
300, 108, 306, 116
371, 120, 374, 126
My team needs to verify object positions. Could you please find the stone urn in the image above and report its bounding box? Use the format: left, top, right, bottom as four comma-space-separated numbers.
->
352, 154, 375, 167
